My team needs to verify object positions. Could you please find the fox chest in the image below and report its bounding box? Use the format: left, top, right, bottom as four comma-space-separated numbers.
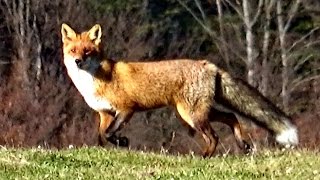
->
68, 70, 114, 112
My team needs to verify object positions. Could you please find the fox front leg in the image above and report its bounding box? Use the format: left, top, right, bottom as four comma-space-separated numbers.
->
98, 111, 113, 146
105, 111, 133, 147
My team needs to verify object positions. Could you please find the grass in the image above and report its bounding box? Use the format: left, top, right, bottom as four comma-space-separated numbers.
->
0, 147, 319, 180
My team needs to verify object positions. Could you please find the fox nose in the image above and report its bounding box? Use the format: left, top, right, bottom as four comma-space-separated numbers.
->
75, 59, 82, 67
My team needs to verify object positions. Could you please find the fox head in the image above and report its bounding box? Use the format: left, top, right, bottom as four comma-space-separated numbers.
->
61, 24, 103, 74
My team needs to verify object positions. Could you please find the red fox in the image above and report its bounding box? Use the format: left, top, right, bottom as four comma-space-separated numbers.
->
61, 24, 298, 157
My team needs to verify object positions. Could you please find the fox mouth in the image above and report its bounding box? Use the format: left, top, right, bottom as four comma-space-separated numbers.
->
76, 61, 91, 71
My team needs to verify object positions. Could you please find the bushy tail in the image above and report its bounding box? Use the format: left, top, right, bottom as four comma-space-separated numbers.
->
214, 70, 298, 146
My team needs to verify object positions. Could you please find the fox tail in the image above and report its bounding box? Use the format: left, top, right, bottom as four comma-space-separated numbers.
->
213, 69, 298, 147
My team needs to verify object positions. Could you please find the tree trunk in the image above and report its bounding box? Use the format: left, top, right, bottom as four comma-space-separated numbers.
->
277, 0, 290, 112
242, 0, 255, 87
216, 0, 231, 70
261, 0, 276, 96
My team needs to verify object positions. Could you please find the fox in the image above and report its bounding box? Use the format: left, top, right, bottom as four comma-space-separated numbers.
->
60, 23, 298, 157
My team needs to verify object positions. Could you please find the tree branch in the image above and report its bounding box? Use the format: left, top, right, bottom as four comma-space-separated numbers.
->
178, 0, 246, 61
250, 0, 264, 27
224, 0, 244, 20
290, 73, 320, 93
284, 0, 301, 33
286, 27, 319, 54
293, 54, 313, 72
177, 0, 216, 37
194, 0, 206, 21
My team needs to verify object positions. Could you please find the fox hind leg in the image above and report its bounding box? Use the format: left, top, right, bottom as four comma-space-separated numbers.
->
198, 120, 219, 157
176, 103, 219, 157
209, 109, 252, 154
174, 109, 196, 137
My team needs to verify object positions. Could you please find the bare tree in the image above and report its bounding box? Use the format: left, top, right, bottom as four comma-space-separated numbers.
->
260, 0, 276, 96
224, 0, 263, 87
277, 0, 307, 112
242, 0, 263, 86
1, 0, 42, 88
179, 0, 264, 86
177, 0, 246, 70
276, 0, 320, 113
216, 0, 231, 70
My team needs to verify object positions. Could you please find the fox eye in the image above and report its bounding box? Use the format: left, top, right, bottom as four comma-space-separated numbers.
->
84, 49, 92, 55
70, 48, 76, 53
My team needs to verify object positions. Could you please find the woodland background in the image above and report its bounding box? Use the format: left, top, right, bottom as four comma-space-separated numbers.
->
0, 0, 319, 155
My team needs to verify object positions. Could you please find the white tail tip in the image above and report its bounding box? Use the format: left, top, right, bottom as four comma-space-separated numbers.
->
276, 126, 298, 147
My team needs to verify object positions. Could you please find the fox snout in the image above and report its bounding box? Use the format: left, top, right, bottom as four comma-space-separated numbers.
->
75, 59, 90, 70
73, 57, 100, 74
75, 59, 84, 68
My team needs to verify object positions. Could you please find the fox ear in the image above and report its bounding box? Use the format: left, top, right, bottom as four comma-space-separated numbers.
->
61, 23, 76, 43
87, 24, 102, 45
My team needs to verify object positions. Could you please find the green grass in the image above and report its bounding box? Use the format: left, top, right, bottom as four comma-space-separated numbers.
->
0, 147, 319, 180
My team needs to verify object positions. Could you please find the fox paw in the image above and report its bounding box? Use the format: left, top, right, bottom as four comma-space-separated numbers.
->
117, 136, 129, 147
107, 135, 129, 147
242, 141, 254, 155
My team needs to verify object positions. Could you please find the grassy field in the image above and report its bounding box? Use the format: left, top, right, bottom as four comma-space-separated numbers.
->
0, 147, 319, 180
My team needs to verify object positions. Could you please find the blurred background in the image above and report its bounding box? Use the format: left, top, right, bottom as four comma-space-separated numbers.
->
0, 0, 319, 155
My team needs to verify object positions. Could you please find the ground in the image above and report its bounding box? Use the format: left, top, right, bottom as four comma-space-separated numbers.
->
0, 147, 319, 179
